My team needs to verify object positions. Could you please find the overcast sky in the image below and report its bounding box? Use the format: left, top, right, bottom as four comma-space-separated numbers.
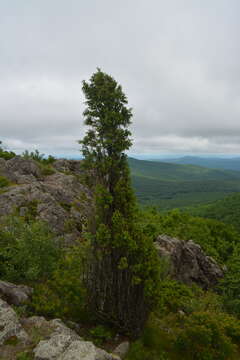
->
1, 0, 240, 157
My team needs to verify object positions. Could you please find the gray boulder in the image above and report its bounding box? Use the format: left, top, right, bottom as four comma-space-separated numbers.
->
155, 234, 224, 289
113, 341, 130, 359
34, 333, 78, 359
0, 298, 28, 345
0, 158, 6, 173
23, 315, 50, 329
5, 156, 41, 183
0, 280, 33, 306
0, 291, 121, 360
33, 318, 120, 360
58, 341, 96, 360
53, 159, 84, 175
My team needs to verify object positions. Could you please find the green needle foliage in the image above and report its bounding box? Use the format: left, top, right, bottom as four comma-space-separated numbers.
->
79, 69, 160, 337
0, 141, 16, 160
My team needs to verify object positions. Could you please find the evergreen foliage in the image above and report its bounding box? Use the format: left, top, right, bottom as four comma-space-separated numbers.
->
79, 69, 160, 336
218, 245, 240, 317
0, 175, 10, 188
0, 141, 16, 160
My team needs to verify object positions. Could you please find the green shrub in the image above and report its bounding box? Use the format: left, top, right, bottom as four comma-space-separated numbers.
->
42, 155, 56, 165
39, 163, 55, 176
18, 200, 39, 222
126, 340, 168, 360
64, 218, 77, 232
125, 317, 169, 360
126, 287, 240, 360
89, 325, 113, 346
127, 310, 240, 360
22, 149, 56, 165
218, 245, 240, 317
156, 280, 201, 315
60, 202, 72, 212
0, 216, 60, 283
0, 175, 10, 188
4, 336, 19, 345
16, 352, 33, 360
174, 311, 239, 360
22, 149, 43, 162
0, 141, 16, 160
31, 241, 89, 322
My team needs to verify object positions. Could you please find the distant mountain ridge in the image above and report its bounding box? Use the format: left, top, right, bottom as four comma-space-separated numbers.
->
128, 157, 240, 210
156, 156, 240, 172
128, 157, 240, 181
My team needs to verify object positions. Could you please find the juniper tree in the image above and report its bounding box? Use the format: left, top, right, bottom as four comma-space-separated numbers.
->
79, 69, 159, 336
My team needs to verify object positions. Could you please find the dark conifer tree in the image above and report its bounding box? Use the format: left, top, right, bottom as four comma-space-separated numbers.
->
79, 69, 159, 336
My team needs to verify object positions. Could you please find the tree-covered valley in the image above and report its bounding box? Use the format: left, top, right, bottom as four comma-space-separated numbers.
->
1, 71, 240, 360
129, 157, 240, 211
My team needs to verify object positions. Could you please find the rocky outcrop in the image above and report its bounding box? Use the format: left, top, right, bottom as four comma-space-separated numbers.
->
33, 318, 120, 360
0, 302, 121, 359
1, 156, 41, 184
0, 298, 29, 345
53, 159, 84, 175
155, 234, 224, 289
0, 280, 33, 306
33, 319, 81, 360
0, 157, 92, 243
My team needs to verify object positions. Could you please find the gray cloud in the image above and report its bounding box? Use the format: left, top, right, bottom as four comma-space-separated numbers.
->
1, 0, 240, 156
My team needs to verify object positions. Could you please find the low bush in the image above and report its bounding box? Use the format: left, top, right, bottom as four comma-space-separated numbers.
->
0, 216, 60, 283
127, 310, 240, 360
174, 311, 240, 360
16, 352, 33, 360
31, 241, 89, 322
126, 285, 240, 360
0, 175, 10, 188
0, 141, 16, 160
22, 149, 56, 165
157, 280, 199, 315
89, 325, 113, 346
125, 316, 170, 360
38, 163, 55, 176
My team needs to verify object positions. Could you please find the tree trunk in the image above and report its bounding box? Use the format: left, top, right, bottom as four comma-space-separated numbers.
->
86, 248, 148, 337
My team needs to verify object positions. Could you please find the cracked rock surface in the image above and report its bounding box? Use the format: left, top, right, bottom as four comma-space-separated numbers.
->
0, 298, 28, 346
155, 234, 224, 288
0, 156, 92, 244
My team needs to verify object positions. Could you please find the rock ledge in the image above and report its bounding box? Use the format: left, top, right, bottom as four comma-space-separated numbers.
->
155, 234, 224, 288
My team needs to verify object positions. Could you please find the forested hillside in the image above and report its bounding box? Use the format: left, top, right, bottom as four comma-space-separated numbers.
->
129, 157, 240, 181
129, 158, 240, 210
189, 193, 240, 231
